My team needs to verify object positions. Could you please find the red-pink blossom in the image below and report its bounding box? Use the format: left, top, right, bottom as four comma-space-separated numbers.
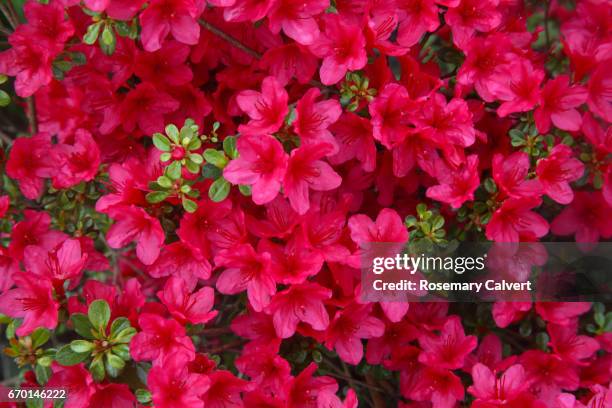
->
157, 276, 217, 325
223, 135, 288, 205
536, 145, 584, 204
139, 0, 201, 51
130, 313, 196, 365
535, 76, 587, 133
267, 282, 331, 338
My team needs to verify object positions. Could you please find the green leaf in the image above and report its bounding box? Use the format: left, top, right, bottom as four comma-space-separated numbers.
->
483, 178, 497, 194
135, 389, 152, 404
0, 74, 7, 85
71, 313, 95, 339
185, 159, 200, 174
238, 184, 251, 196
187, 137, 201, 151
0, 90, 10, 107
83, 22, 102, 45
182, 197, 198, 213
152, 133, 171, 151
31, 328, 50, 349
202, 163, 222, 180
88, 300, 111, 332
99, 25, 116, 55
111, 344, 130, 360
208, 177, 230, 202
146, 191, 169, 204
113, 327, 137, 343
160, 152, 172, 162
114, 21, 130, 37
110, 317, 131, 338
223, 136, 238, 159
35, 364, 51, 385
70, 340, 94, 353
166, 161, 182, 180
157, 175, 173, 189
105, 353, 125, 377
89, 356, 105, 381
404, 215, 417, 228
188, 153, 203, 165
431, 215, 445, 231
55, 345, 89, 366
203, 149, 228, 168
165, 124, 180, 143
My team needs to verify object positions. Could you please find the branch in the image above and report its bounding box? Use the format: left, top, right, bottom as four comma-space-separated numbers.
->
365, 372, 386, 408
198, 18, 330, 92
198, 19, 262, 60
26, 96, 37, 135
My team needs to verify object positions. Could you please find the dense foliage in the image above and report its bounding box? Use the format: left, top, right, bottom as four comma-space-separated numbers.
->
0, 0, 610, 407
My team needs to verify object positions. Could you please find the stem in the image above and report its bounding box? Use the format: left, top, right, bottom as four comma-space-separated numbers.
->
198, 18, 262, 60
365, 372, 386, 408
26, 96, 37, 134
544, 0, 551, 50
198, 18, 330, 92
0, 2, 17, 30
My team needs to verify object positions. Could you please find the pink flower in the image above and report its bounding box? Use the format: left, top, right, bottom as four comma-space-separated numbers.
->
551, 192, 612, 245
535, 76, 587, 133
8, 210, 66, 261
87, 383, 136, 408
0, 195, 8, 219
148, 242, 212, 288
490, 59, 544, 117
261, 43, 318, 85
535, 302, 592, 326
520, 350, 580, 392
492, 302, 532, 328
329, 112, 377, 172
223, 0, 275, 22
468, 363, 531, 406
410, 367, 465, 408
369, 83, 413, 149
267, 282, 331, 338
20, 0, 74, 50
0, 273, 59, 336
536, 145, 584, 204
214, 244, 275, 312
493, 152, 542, 199
200, 370, 251, 407
84, 0, 146, 20
236, 76, 288, 136
130, 313, 196, 365
486, 197, 549, 242
348, 208, 408, 245
457, 35, 512, 101
412, 93, 476, 148
283, 142, 342, 214
53, 129, 101, 189
6, 134, 55, 200
426, 155, 480, 209
445, 0, 502, 48
285, 363, 340, 408
396, 0, 441, 47
117, 82, 179, 135
309, 14, 367, 85
157, 276, 217, 325
149, 356, 209, 408
549, 323, 600, 365
418, 316, 477, 370
235, 343, 291, 395
139, 0, 201, 51
294, 88, 342, 150
24, 238, 87, 287
267, 0, 328, 45
134, 41, 193, 86
587, 62, 612, 122
106, 205, 165, 265
325, 303, 384, 364
46, 363, 94, 408
223, 135, 288, 205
